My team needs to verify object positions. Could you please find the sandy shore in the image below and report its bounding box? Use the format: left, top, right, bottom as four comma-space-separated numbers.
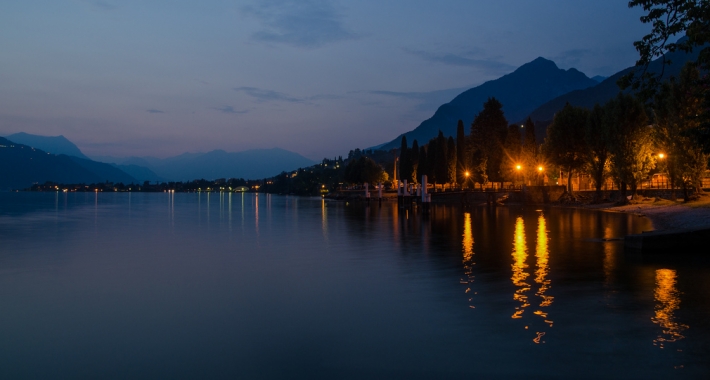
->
579, 194, 710, 231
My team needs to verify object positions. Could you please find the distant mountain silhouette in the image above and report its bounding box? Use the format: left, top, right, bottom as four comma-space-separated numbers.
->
112, 164, 164, 183
4, 132, 90, 160
590, 75, 607, 83
527, 43, 702, 142
0, 137, 136, 190
92, 148, 317, 181
376, 57, 598, 150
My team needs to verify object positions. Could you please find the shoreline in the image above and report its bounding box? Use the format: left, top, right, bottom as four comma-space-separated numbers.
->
557, 194, 710, 231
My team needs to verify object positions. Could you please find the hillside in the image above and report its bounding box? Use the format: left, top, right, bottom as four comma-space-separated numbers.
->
0, 137, 136, 190
527, 44, 703, 142
93, 148, 317, 181
4, 132, 90, 159
377, 57, 598, 150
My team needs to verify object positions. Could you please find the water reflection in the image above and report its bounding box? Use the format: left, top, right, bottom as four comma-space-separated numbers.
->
321, 198, 328, 239
534, 214, 553, 327
510, 213, 555, 343
511, 217, 530, 319
462, 212, 475, 308
652, 269, 688, 349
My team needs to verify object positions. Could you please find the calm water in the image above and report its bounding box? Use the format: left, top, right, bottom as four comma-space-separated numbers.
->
1, 192, 709, 379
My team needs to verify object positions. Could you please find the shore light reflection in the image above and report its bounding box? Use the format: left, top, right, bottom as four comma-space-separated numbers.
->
652, 269, 688, 349
462, 212, 475, 308
511, 216, 530, 319
321, 198, 328, 238
534, 214, 553, 329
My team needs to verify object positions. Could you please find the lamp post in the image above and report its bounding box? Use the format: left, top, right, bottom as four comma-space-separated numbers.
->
538, 166, 544, 186
656, 153, 667, 188
515, 164, 521, 189
464, 171, 470, 190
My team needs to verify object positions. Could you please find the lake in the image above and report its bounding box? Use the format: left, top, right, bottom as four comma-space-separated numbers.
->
0, 192, 709, 379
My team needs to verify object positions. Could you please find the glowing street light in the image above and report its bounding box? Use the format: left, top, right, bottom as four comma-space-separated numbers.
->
538, 166, 544, 172
658, 153, 666, 160
516, 164, 521, 171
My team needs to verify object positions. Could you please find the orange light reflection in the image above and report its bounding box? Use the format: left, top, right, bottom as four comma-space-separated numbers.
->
511, 217, 530, 319
652, 269, 688, 349
462, 213, 475, 308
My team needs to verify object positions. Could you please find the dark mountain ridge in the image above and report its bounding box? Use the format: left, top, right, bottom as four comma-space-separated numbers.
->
93, 148, 317, 181
0, 137, 136, 190
377, 57, 598, 150
4, 132, 90, 160
527, 42, 703, 142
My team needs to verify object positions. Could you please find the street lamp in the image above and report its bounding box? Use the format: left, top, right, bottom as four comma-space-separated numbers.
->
537, 166, 544, 186
464, 171, 470, 189
515, 164, 522, 189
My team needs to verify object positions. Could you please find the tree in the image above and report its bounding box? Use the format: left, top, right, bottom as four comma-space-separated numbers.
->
434, 131, 449, 187
607, 93, 655, 201
456, 120, 468, 184
344, 156, 386, 185
584, 103, 612, 202
471, 98, 508, 186
447, 136, 457, 188
521, 117, 538, 185
399, 135, 414, 183
500, 124, 522, 184
543, 103, 590, 192
411, 139, 420, 183
654, 62, 709, 201
426, 136, 438, 184
623, 0, 710, 151
418, 145, 429, 183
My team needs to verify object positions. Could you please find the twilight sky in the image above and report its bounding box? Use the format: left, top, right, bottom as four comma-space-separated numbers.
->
0, 0, 649, 160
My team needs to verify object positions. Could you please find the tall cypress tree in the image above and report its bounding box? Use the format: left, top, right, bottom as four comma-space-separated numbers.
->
411, 139, 420, 183
399, 135, 410, 183
456, 120, 467, 183
447, 136, 457, 187
434, 131, 449, 186
427, 137, 438, 184
418, 145, 429, 183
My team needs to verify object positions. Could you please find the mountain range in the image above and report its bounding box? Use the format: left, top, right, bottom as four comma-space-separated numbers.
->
375, 46, 699, 149
92, 148, 317, 182
377, 57, 599, 150
0, 137, 136, 191
527, 46, 701, 126
2, 46, 700, 189
1, 132, 317, 189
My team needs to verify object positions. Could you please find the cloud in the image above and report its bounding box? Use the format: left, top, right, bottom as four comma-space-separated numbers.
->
212, 105, 249, 114
232, 86, 344, 106
552, 49, 592, 69
405, 48, 515, 73
243, 0, 357, 48
146, 109, 164, 114
368, 86, 471, 112
233, 86, 304, 103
